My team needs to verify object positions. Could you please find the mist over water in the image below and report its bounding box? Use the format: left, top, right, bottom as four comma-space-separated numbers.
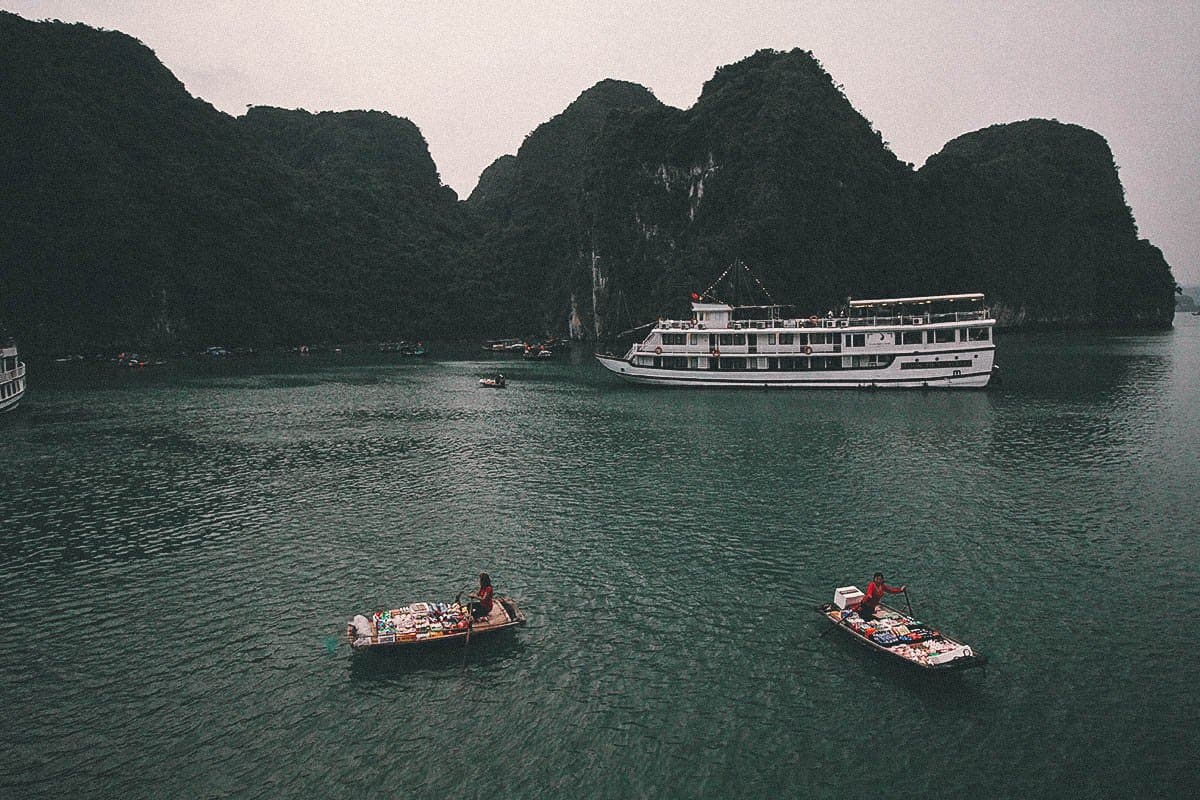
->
3, 317, 1198, 798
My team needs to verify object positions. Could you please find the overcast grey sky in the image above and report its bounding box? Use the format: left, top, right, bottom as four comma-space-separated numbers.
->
9, 1, 1199, 284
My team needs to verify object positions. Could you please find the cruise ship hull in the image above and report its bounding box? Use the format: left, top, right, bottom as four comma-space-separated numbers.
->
595, 351, 995, 388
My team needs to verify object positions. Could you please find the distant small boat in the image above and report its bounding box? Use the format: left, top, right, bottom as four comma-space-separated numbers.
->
817, 586, 985, 672
541, 336, 571, 351
1, 337, 27, 413
114, 352, 166, 368
523, 345, 553, 360
483, 338, 525, 353
380, 340, 426, 355
480, 374, 507, 388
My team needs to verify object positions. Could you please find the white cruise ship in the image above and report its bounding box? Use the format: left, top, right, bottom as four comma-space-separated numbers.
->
1, 338, 26, 412
595, 293, 997, 388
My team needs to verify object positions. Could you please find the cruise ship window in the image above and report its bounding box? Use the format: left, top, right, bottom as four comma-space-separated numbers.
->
968, 327, 989, 341
901, 331, 923, 345
933, 329, 955, 343
780, 333, 794, 345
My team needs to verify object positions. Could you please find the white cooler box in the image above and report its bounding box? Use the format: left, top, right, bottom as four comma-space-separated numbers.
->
834, 586, 864, 610
928, 646, 972, 665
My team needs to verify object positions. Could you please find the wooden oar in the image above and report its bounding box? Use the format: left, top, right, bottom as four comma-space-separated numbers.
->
903, 588, 914, 617
461, 612, 473, 668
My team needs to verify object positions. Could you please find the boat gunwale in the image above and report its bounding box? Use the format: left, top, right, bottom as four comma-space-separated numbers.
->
817, 602, 986, 672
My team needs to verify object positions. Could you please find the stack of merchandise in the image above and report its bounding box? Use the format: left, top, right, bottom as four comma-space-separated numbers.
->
368, 600, 471, 643
838, 609, 939, 647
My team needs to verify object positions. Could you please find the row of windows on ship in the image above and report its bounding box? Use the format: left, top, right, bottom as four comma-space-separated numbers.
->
655, 326, 991, 348
633, 354, 980, 371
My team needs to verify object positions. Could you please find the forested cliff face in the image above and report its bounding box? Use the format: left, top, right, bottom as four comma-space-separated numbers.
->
0, 13, 1178, 353
466, 79, 663, 336
0, 12, 482, 351
532, 51, 1176, 337
576, 49, 918, 337
914, 121, 1176, 328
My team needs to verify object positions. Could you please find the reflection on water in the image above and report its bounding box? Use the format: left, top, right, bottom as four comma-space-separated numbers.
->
2, 322, 1198, 798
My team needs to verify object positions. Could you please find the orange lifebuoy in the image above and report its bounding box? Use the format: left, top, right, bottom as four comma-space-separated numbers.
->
711, 349, 721, 358
654, 346, 662, 355
803, 345, 813, 355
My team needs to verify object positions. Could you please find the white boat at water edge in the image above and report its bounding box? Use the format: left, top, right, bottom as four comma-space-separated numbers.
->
1, 338, 27, 412
596, 288, 997, 389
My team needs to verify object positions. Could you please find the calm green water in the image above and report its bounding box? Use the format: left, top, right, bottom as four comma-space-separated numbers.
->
2, 317, 1198, 799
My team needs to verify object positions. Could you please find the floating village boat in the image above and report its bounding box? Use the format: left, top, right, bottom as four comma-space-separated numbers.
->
1, 337, 27, 413
595, 264, 996, 388
817, 586, 985, 672
483, 338, 526, 353
479, 374, 507, 388
380, 340, 426, 356
346, 596, 526, 651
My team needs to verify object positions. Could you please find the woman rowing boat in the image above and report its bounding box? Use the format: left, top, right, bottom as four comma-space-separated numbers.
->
859, 572, 906, 621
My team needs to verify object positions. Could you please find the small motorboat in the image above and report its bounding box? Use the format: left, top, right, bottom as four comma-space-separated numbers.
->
379, 340, 426, 356
523, 345, 553, 360
347, 596, 526, 651
817, 586, 985, 672
479, 374, 507, 388
483, 338, 525, 352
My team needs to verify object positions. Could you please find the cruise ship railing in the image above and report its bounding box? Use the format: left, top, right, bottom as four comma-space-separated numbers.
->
843, 310, 990, 327
661, 309, 989, 332
1, 363, 24, 382
632, 344, 844, 356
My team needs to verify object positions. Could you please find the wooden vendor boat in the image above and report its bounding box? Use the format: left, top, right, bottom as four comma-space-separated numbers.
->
346, 596, 526, 652
817, 586, 985, 672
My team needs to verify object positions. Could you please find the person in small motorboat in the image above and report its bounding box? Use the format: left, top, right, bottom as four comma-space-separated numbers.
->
468, 572, 494, 621
858, 572, 905, 621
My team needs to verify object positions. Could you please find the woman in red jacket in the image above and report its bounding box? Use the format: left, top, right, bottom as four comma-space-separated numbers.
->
859, 572, 905, 621
469, 572, 494, 621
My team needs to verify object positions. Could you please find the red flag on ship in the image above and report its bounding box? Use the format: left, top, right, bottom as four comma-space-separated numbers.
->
690, 292, 700, 301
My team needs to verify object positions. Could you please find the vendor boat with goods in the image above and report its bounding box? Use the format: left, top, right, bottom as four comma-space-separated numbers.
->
595, 261, 996, 389
346, 596, 526, 651
817, 586, 985, 672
